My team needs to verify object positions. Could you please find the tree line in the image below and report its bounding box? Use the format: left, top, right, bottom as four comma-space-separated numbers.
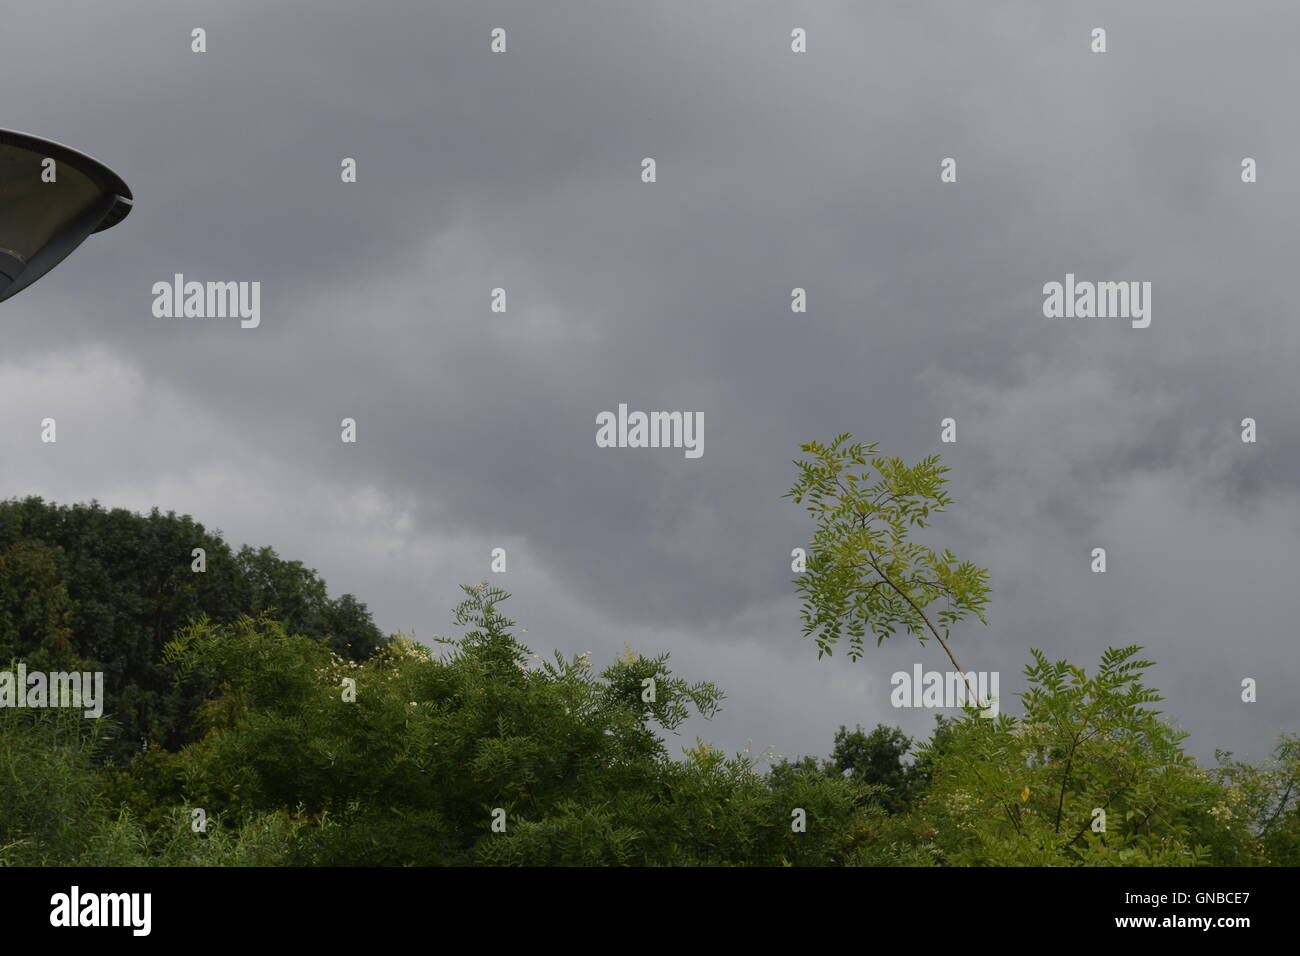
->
0, 442, 1295, 866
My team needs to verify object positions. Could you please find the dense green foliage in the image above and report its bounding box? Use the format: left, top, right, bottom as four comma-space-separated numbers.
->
0, 497, 386, 759
0, 483, 1295, 866
0, 582, 1294, 866
0, 585, 880, 865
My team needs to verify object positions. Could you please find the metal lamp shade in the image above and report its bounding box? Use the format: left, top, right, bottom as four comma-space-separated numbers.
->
0, 130, 133, 303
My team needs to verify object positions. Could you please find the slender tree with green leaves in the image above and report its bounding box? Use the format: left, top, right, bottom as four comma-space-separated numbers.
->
785, 435, 990, 677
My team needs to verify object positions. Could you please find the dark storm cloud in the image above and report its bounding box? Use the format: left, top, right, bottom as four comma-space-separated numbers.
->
2, 0, 1297, 763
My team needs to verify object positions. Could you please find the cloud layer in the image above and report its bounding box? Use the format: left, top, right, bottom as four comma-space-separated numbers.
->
3, 1, 1296, 764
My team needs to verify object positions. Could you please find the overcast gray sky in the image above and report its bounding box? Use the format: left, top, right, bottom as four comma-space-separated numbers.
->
3, 1, 1297, 767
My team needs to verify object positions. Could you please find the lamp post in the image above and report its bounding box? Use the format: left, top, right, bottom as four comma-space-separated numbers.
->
0, 130, 133, 303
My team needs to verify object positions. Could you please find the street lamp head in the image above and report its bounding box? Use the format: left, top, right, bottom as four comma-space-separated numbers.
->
0, 130, 133, 303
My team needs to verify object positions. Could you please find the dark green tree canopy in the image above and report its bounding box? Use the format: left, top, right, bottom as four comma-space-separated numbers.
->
0, 497, 386, 758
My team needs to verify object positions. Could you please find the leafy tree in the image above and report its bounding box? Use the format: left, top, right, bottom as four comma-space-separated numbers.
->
765, 754, 826, 791
0, 540, 84, 671
233, 546, 386, 660
766, 724, 925, 815
830, 724, 924, 814
0, 497, 386, 758
785, 435, 990, 677
120, 584, 876, 865
1214, 733, 1300, 865
782, 437, 1293, 867
909, 646, 1253, 866
0, 709, 109, 865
